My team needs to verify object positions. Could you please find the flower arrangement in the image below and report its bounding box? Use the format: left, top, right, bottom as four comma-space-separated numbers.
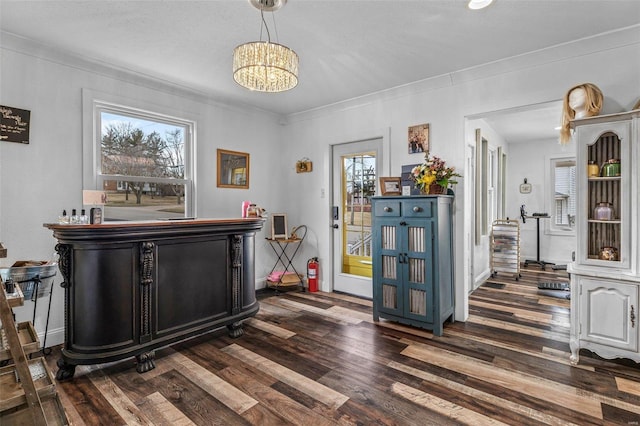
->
410, 152, 462, 193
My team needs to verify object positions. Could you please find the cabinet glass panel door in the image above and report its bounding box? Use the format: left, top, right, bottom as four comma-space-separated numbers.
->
576, 120, 631, 270
587, 132, 622, 262
379, 224, 402, 316
405, 222, 434, 322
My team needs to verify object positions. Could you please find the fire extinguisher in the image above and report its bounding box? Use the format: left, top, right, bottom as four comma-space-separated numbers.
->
307, 257, 319, 292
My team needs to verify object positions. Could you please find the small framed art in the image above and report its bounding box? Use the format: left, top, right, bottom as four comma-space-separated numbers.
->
379, 177, 402, 196
408, 123, 429, 154
271, 213, 288, 239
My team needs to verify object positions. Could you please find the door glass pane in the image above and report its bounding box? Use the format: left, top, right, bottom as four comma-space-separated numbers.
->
408, 258, 425, 284
382, 284, 398, 309
409, 288, 426, 315
342, 152, 375, 277
408, 226, 425, 252
382, 255, 397, 279
381, 225, 396, 250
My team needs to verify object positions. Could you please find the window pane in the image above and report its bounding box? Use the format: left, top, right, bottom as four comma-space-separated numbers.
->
101, 112, 185, 180
552, 159, 576, 229
102, 180, 186, 221
95, 106, 192, 221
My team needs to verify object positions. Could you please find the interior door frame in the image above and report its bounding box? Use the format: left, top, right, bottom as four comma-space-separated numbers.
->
329, 128, 391, 296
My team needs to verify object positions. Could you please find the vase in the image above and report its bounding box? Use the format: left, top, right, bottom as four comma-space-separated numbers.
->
427, 183, 446, 194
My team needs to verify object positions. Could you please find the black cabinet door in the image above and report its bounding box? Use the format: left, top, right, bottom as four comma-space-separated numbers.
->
155, 237, 229, 337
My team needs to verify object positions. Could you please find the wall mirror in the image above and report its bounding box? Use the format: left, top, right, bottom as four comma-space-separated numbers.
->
217, 149, 249, 189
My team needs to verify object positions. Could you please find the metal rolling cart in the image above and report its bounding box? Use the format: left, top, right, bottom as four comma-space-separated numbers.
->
490, 219, 521, 280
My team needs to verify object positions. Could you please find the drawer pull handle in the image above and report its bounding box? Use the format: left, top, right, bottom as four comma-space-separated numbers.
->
632, 305, 636, 328
413, 206, 422, 213
383, 206, 391, 212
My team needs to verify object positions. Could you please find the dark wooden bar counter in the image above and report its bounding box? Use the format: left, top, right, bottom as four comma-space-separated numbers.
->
44, 218, 264, 380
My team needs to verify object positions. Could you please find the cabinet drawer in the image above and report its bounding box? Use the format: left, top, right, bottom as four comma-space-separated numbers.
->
374, 201, 401, 217
402, 200, 433, 218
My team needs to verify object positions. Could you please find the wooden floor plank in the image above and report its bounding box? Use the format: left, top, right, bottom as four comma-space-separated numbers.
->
167, 351, 258, 414
221, 343, 350, 409
87, 370, 155, 425
46, 268, 640, 425
245, 318, 297, 339
387, 360, 581, 426
143, 391, 196, 426
391, 381, 512, 426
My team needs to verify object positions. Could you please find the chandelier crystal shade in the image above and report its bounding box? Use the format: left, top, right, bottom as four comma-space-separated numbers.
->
233, 41, 299, 92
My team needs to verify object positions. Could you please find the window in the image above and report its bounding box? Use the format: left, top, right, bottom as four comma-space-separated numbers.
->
487, 147, 498, 226
548, 157, 576, 233
85, 97, 194, 221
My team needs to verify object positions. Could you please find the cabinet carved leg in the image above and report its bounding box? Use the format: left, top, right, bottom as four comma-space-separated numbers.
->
569, 337, 580, 365
227, 321, 244, 338
56, 358, 76, 381
136, 351, 156, 373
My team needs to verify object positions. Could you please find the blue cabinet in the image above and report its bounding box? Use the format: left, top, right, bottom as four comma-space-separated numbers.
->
372, 196, 454, 336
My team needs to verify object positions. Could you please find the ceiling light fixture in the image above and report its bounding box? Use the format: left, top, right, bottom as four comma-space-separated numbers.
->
233, 0, 299, 92
468, 0, 494, 10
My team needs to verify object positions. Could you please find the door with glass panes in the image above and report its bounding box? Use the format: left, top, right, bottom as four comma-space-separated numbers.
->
332, 139, 382, 298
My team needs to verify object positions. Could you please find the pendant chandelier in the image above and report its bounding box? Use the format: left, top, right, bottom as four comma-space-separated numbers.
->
233, 0, 299, 93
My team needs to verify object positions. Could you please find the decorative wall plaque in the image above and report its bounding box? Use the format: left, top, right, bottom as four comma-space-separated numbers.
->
0, 105, 30, 144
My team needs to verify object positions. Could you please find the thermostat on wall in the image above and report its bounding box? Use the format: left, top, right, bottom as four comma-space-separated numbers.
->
519, 178, 532, 194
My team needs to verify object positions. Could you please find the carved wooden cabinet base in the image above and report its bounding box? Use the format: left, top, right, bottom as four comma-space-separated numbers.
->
45, 218, 264, 380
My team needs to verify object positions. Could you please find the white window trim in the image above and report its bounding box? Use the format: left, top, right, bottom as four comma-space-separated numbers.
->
545, 154, 576, 236
82, 88, 196, 218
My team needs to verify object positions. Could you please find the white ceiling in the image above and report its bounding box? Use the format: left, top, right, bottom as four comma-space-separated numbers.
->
1, 0, 639, 140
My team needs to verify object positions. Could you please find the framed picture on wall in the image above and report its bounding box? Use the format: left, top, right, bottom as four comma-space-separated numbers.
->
408, 123, 429, 154
217, 149, 249, 189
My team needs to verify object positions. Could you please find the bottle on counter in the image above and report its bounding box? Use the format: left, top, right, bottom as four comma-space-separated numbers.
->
80, 209, 89, 224
71, 209, 79, 224
58, 209, 70, 224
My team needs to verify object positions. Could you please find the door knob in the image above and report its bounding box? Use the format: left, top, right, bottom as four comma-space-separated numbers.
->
332, 224, 339, 229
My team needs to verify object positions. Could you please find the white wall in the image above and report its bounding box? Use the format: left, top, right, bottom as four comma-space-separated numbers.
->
465, 118, 510, 287
281, 27, 640, 321
0, 35, 285, 346
507, 138, 577, 266
2, 26, 639, 346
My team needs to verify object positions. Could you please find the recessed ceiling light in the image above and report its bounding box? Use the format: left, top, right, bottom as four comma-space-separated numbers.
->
468, 0, 494, 10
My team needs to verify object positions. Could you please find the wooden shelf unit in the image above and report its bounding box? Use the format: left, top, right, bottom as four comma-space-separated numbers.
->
0, 278, 68, 425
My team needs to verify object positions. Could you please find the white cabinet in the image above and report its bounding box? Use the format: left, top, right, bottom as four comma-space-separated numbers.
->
569, 110, 640, 364
572, 276, 638, 363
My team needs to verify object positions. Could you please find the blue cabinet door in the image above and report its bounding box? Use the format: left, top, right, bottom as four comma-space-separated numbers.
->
373, 217, 404, 319
402, 218, 434, 324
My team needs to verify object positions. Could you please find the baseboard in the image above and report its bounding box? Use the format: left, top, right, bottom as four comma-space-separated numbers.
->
40, 326, 64, 348
473, 269, 492, 291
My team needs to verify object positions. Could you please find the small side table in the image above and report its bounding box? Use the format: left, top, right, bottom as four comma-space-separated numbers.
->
266, 225, 307, 291
523, 215, 555, 270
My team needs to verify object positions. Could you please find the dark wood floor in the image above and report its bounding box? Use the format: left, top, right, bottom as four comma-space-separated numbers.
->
45, 268, 640, 425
